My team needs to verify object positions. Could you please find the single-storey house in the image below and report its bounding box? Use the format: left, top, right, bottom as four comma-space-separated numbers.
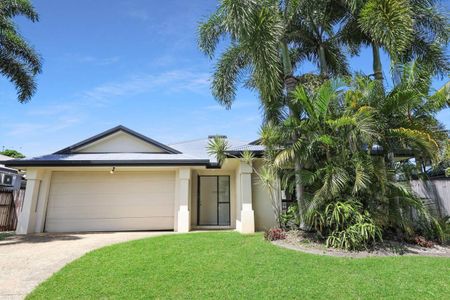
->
4, 126, 278, 234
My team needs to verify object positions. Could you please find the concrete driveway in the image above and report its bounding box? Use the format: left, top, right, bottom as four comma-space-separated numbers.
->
0, 231, 172, 299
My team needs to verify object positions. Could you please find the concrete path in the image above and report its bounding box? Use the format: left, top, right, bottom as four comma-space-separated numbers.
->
0, 231, 172, 299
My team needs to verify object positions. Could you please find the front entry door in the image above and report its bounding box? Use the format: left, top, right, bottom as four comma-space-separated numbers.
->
198, 176, 230, 226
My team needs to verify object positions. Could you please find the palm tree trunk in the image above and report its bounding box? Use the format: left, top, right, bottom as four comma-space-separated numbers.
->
372, 43, 383, 81
318, 45, 328, 77
281, 41, 305, 223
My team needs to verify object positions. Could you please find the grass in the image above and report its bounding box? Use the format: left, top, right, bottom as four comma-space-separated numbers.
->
28, 232, 449, 299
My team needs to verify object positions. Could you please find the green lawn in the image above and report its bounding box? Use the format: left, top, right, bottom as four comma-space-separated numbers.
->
28, 232, 449, 299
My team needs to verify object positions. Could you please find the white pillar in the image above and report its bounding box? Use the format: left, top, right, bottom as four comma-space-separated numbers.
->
176, 168, 191, 233
34, 171, 52, 232
238, 161, 255, 234
16, 169, 43, 234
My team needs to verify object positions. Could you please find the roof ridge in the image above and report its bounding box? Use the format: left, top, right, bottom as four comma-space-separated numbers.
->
168, 137, 209, 145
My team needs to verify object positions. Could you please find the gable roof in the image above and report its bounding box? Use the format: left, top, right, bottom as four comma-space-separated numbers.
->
54, 125, 181, 154
3, 126, 262, 168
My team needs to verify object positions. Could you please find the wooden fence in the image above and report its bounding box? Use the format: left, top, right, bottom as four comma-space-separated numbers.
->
410, 178, 450, 218
0, 188, 25, 231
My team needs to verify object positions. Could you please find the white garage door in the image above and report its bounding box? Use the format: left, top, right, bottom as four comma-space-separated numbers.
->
45, 171, 175, 232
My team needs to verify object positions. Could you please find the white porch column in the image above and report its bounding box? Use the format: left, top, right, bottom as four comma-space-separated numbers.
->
176, 168, 191, 232
238, 161, 255, 234
34, 171, 52, 232
16, 169, 43, 234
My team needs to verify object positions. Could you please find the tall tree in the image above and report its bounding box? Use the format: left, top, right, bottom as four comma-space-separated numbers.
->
199, 0, 351, 218
198, 0, 305, 213
288, 0, 350, 77
343, 0, 449, 82
0, 0, 41, 102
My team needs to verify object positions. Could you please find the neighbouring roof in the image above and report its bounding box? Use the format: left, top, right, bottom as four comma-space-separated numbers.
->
4, 125, 262, 168
0, 154, 14, 161
0, 154, 18, 173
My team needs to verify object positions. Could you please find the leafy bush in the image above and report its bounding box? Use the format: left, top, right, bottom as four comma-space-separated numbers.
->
309, 200, 382, 250
436, 216, 450, 245
279, 204, 301, 230
264, 228, 287, 241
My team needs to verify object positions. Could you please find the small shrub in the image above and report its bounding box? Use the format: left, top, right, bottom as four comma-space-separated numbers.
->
414, 236, 434, 248
309, 200, 382, 251
279, 204, 301, 230
264, 228, 286, 241
438, 216, 450, 245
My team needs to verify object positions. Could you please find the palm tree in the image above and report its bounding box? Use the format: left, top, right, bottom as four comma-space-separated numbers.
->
199, 0, 352, 218
0, 0, 42, 102
198, 0, 306, 214
288, 0, 350, 77
343, 0, 449, 82
274, 70, 445, 246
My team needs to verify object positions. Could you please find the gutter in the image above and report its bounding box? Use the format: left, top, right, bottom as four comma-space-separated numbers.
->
4, 159, 213, 168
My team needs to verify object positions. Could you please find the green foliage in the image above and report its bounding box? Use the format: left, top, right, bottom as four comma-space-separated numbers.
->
313, 200, 382, 250
206, 137, 229, 165
199, 0, 449, 251
0, 0, 42, 102
198, 0, 284, 109
438, 216, 450, 244
359, 0, 414, 54
0, 149, 25, 158
270, 68, 446, 249
279, 204, 301, 230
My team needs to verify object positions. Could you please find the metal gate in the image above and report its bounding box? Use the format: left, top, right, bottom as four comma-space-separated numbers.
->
0, 188, 24, 231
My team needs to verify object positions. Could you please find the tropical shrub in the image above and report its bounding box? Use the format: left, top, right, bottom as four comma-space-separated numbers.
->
270, 66, 447, 250
437, 216, 450, 245
264, 228, 287, 241
309, 200, 382, 250
279, 204, 301, 230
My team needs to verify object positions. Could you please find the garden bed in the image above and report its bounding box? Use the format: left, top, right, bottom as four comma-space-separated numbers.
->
273, 230, 450, 258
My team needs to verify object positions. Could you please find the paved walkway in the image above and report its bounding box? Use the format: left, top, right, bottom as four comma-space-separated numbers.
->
0, 231, 172, 299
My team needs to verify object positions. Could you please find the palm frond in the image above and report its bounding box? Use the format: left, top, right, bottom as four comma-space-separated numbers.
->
359, 0, 414, 54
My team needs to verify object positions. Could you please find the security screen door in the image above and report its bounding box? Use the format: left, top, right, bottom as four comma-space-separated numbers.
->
198, 176, 230, 226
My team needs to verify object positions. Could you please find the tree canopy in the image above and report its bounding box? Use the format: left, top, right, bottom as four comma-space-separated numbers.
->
0, 0, 42, 102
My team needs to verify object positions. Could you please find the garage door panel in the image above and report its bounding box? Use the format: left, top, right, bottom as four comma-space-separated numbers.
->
45, 171, 175, 232
51, 172, 173, 182
51, 178, 175, 188
47, 192, 174, 207
45, 217, 173, 232
50, 179, 174, 194
48, 204, 174, 219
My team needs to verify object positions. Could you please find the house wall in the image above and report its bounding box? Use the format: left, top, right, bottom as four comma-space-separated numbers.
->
77, 131, 166, 153
252, 160, 280, 231
16, 159, 266, 234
